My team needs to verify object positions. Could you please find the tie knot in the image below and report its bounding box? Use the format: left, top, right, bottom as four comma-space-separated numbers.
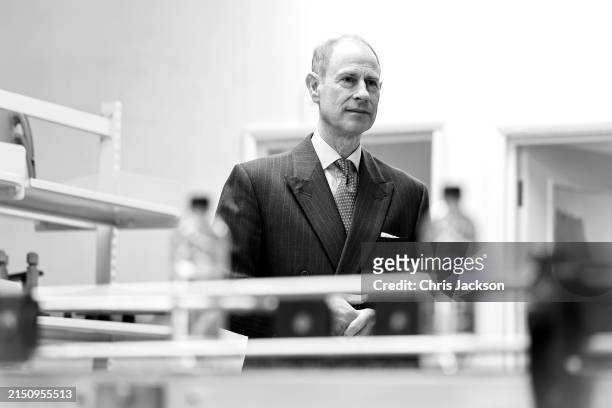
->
335, 158, 354, 177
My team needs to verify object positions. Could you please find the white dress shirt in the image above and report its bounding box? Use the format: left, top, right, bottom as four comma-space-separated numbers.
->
311, 129, 362, 194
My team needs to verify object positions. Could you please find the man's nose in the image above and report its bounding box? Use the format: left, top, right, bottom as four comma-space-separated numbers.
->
353, 79, 370, 101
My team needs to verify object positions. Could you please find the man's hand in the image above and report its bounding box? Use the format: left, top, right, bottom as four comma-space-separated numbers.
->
344, 308, 375, 336
326, 295, 375, 336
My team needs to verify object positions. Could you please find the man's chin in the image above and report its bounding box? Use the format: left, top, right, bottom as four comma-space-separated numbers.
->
340, 121, 373, 136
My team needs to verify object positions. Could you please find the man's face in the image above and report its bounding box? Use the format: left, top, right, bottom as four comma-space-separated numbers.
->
316, 40, 381, 138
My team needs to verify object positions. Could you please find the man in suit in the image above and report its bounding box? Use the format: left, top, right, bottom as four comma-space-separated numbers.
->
216, 35, 429, 336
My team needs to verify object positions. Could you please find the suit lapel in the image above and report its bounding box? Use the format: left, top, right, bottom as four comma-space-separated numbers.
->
336, 149, 394, 275
285, 136, 346, 270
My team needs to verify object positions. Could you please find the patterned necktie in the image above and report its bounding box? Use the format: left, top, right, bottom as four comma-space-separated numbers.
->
333, 158, 359, 234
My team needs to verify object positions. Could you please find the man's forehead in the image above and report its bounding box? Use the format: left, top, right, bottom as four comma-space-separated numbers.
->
328, 39, 380, 74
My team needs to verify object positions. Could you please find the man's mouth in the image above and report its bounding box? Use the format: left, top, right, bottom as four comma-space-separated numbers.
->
345, 108, 370, 115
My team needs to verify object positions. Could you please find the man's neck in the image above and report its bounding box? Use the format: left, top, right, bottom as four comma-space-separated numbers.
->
317, 121, 361, 158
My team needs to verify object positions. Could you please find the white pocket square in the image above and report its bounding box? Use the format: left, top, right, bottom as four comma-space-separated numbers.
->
380, 232, 398, 239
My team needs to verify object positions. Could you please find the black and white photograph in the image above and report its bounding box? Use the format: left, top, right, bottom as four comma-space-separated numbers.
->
2, 1, 612, 407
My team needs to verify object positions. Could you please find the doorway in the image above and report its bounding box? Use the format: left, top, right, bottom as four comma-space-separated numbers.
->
505, 129, 612, 242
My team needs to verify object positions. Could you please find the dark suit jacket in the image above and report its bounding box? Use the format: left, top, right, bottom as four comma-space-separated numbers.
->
216, 135, 429, 279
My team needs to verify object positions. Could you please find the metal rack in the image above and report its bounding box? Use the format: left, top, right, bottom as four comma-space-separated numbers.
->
0, 89, 179, 284
0, 89, 180, 341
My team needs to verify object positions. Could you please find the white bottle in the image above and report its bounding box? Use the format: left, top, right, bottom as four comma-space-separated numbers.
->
172, 196, 230, 281
171, 196, 230, 339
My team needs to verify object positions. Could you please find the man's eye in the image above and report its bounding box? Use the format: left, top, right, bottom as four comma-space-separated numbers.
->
340, 77, 356, 85
367, 80, 379, 88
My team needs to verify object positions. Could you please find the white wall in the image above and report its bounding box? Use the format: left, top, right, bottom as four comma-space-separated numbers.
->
245, 0, 612, 124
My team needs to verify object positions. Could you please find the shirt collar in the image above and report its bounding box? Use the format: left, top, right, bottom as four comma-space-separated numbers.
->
311, 128, 362, 171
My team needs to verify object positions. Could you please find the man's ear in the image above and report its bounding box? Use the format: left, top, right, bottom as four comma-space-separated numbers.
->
305, 72, 321, 103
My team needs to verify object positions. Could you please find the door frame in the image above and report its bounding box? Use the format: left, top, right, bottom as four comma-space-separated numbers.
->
501, 122, 612, 242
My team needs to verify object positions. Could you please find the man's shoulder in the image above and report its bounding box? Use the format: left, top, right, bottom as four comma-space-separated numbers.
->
230, 145, 301, 189
238, 149, 293, 173
236, 135, 312, 174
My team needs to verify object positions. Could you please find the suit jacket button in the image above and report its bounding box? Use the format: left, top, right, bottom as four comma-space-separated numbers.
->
300, 270, 309, 276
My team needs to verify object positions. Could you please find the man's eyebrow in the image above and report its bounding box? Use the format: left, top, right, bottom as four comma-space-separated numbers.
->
335, 69, 380, 80
335, 70, 359, 77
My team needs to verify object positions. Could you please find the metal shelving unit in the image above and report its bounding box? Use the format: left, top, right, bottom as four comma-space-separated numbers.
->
0, 89, 180, 341
0, 89, 179, 283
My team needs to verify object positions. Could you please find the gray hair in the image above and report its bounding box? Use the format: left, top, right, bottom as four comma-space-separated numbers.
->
311, 35, 380, 79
